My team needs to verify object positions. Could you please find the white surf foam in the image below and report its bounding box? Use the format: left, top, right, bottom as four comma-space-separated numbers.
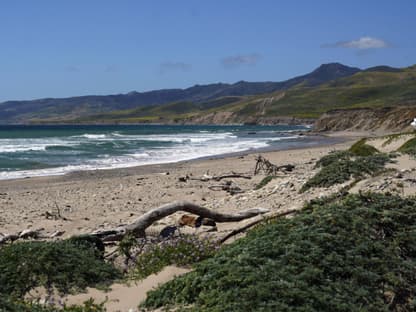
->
0, 131, 300, 180
0, 138, 78, 153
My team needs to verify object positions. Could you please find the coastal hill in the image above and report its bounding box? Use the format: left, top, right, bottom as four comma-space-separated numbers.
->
1, 63, 416, 131
0, 63, 362, 124
74, 63, 416, 129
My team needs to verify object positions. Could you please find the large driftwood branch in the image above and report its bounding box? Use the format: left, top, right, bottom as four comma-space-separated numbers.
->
91, 201, 269, 242
0, 202, 270, 245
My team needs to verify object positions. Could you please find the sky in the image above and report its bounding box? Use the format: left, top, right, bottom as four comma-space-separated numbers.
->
0, 0, 415, 102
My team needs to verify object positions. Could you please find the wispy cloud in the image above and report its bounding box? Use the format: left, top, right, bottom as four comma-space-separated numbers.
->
221, 53, 262, 69
159, 62, 192, 74
322, 36, 389, 50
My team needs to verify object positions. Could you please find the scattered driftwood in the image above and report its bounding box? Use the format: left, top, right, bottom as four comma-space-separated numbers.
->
0, 229, 44, 245
49, 230, 65, 238
188, 172, 251, 182
43, 202, 68, 221
90, 201, 269, 242
218, 208, 298, 244
1, 202, 269, 246
0, 233, 19, 244
208, 173, 251, 181
254, 155, 295, 176
19, 229, 40, 239
208, 181, 244, 195
178, 215, 216, 228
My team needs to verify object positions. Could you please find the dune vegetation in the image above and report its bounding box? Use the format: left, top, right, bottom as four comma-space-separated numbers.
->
142, 192, 416, 311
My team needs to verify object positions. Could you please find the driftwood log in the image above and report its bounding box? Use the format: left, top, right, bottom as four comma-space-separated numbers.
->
90, 201, 269, 242
208, 181, 244, 195
254, 155, 295, 175
0, 202, 269, 245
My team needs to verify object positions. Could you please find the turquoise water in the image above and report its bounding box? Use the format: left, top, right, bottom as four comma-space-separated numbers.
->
0, 124, 313, 179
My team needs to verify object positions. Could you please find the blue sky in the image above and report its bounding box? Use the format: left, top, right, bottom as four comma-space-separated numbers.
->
0, 0, 415, 102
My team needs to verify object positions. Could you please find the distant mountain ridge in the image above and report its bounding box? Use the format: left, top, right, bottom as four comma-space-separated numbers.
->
0, 63, 363, 124
74, 62, 415, 128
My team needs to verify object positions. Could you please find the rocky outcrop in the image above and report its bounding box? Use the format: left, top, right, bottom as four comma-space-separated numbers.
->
314, 106, 416, 132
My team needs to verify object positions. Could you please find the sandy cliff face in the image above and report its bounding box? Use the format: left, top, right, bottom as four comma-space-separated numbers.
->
314, 106, 416, 133
181, 112, 315, 126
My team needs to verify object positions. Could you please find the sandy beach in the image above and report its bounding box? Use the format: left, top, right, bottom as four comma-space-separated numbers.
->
0, 135, 354, 239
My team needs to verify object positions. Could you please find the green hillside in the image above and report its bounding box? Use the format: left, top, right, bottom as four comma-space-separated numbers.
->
69, 96, 244, 124
70, 65, 416, 124
229, 66, 416, 120
0, 63, 361, 124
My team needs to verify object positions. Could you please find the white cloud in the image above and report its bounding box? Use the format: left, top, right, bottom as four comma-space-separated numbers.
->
323, 36, 388, 50
221, 53, 262, 68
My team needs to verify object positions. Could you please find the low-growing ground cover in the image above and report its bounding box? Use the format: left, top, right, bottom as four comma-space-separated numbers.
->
141, 192, 416, 311
255, 176, 276, 190
130, 234, 219, 280
348, 138, 379, 156
0, 233, 218, 311
0, 239, 121, 311
398, 137, 416, 157
0, 296, 105, 312
301, 150, 391, 192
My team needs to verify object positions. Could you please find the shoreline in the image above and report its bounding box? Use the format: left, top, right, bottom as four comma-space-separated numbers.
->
0, 133, 344, 183
0, 124, 312, 182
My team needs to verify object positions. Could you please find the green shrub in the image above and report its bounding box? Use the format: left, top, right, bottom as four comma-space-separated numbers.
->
349, 138, 379, 156
141, 193, 416, 311
302, 153, 391, 192
0, 240, 121, 298
382, 131, 416, 147
398, 137, 416, 157
314, 150, 351, 168
132, 235, 218, 280
255, 176, 275, 190
0, 296, 106, 312
67, 235, 105, 258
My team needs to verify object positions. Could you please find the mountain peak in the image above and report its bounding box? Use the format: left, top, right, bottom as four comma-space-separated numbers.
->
314, 62, 361, 73
307, 63, 361, 83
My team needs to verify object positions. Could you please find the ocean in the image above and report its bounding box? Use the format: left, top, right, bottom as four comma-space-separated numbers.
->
0, 124, 320, 180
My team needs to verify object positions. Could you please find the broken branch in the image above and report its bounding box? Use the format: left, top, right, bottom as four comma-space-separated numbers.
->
218, 208, 298, 244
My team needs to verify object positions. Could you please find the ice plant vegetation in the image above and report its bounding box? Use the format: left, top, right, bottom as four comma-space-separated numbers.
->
131, 234, 219, 280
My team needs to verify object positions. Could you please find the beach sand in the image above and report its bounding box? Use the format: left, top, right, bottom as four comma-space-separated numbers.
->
0, 137, 353, 239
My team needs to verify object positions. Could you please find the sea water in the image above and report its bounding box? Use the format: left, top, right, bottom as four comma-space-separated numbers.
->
0, 124, 318, 180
